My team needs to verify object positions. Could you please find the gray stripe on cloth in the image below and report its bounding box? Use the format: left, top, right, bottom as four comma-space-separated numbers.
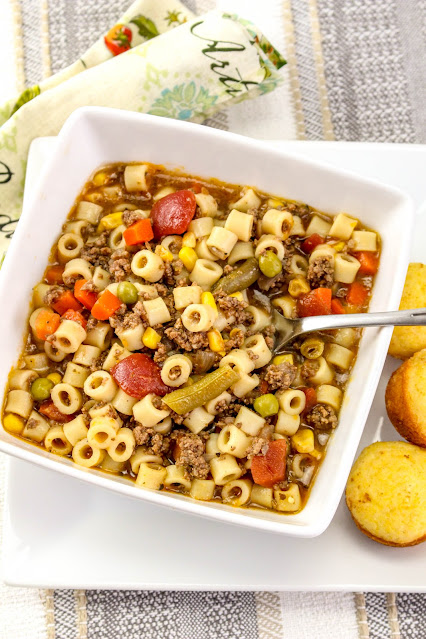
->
394, 0, 426, 143
290, 0, 324, 140
54, 589, 78, 639
85, 590, 258, 639
396, 593, 426, 638
46, 0, 131, 75
316, 0, 416, 143
19, 0, 44, 85
364, 593, 390, 639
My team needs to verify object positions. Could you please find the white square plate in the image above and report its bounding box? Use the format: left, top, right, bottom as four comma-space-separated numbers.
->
0, 109, 413, 539
2, 137, 425, 590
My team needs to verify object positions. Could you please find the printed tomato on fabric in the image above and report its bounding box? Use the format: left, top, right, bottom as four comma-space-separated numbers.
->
111, 353, 171, 399
104, 24, 132, 56
150, 190, 196, 238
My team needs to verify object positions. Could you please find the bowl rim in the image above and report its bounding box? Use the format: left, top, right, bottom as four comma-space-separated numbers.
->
0, 106, 415, 537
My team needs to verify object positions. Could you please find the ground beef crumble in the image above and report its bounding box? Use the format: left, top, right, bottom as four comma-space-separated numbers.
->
172, 431, 209, 479
132, 426, 171, 455
307, 255, 334, 289
43, 285, 65, 306
263, 362, 297, 391
301, 360, 320, 380
122, 209, 147, 227
214, 290, 249, 322
305, 404, 337, 429
80, 232, 112, 269
109, 249, 131, 282
165, 318, 209, 351
246, 437, 269, 459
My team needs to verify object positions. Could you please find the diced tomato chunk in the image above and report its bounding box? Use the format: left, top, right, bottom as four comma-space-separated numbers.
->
111, 353, 171, 399
150, 190, 196, 238
297, 287, 332, 317
39, 400, 74, 423
251, 440, 288, 488
300, 387, 317, 414
301, 234, 324, 253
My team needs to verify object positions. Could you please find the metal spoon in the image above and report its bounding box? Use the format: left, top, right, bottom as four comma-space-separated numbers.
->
252, 292, 426, 354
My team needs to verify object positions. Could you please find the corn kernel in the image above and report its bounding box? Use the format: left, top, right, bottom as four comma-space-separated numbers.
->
288, 277, 310, 298
3, 413, 25, 435
201, 292, 218, 317
267, 198, 284, 208
229, 327, 243, 338
92, 171, 108, 187
208, 329, 225, 352
155, 245, 174, 262
309, 448, 322, 460
291, 429, 315, 453
229, 291, 244, 301
142, 327, 161, 349
179, 247, 198, 272
182, 231, 196, 248
97, 212, 123, 232
273, 354, 294, 366
333, 241, 345, 252
46, 372, 62, 386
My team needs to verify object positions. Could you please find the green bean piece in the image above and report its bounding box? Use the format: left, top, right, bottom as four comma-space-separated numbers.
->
253, 393, 279, 418
212, 257, 260, 294
117, 281, 138, 305
163, 365, 240, 415
31, 377, 54, 401
258, 250, 282, 278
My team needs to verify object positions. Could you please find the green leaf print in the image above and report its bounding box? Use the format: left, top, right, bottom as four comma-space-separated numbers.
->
148, 82, 217, 120
130, 15, 160, 40
10, 85, 41, 117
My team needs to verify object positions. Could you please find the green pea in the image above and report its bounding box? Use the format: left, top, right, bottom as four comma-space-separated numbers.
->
258, 250, 282, 278
253, 393, 279, 418
31, 377, 54, 402
117, 281, 138, 305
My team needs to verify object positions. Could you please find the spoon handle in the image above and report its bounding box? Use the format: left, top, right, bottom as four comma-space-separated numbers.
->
299, 307, 426, 334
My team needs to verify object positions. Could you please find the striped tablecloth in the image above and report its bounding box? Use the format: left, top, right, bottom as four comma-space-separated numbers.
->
0, 0, 425, 638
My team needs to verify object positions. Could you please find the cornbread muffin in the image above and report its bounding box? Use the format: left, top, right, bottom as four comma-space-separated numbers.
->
389, 263, 426, 359
346, 442, 426, 546
385, 349, 426, 447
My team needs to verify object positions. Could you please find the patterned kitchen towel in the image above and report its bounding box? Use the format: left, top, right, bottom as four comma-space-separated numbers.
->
0, 0, 286, 249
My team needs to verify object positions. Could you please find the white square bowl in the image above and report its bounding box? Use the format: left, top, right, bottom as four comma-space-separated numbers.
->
0, 107, 414, 537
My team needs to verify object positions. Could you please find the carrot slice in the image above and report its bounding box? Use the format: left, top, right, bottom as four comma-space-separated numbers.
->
44, 264, 64, 285
34, 309, 61, 341
51, 290, 82, 315
74, 279, 98, 310
346, 282, 369, 306
123, 218, 154, 246
91, 289, 122, 320
297, 287, 332, 317
251, 440, 287, 488
354, 251, 379, 276
331, 298, 345, 314
62, 308, 87, 329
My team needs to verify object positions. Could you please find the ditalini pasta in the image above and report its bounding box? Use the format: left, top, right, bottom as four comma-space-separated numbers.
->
2, 162, 380, 514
